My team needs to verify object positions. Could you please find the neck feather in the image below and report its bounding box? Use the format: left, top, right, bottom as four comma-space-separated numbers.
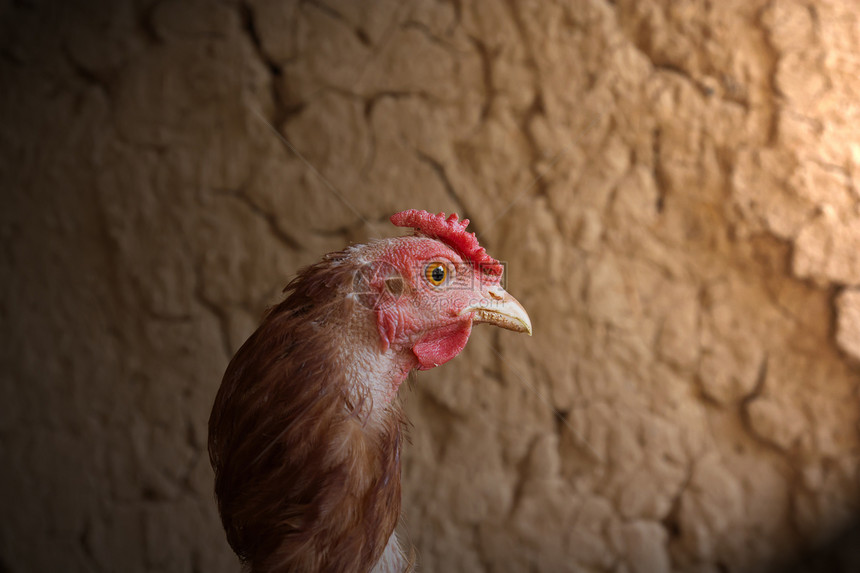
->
208, 255, 410, 572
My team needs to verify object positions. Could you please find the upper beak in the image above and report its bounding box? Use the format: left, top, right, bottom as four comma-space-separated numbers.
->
460, 286, 532, 336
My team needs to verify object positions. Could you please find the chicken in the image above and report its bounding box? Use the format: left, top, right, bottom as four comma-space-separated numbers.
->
208, 209, 532, 572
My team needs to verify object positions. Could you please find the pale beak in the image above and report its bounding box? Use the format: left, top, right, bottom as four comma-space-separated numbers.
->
461, 286, 532, 336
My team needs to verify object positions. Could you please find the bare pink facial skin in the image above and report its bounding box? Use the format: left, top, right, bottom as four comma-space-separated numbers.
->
359, 236, 503, 373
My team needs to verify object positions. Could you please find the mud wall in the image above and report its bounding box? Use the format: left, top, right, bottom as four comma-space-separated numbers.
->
2, 0, 859, 572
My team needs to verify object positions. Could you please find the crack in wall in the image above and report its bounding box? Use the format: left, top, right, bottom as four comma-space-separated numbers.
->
413, 148, 476, 233
192, 265, 233, 360
737, 355, 788, 452
304, 0, 372, 48
137, 0, 164, 46
230, 189, 303, 251
239, 1, 289, 128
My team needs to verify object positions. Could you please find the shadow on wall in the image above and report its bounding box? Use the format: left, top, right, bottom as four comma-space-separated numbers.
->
768, 519, 860, 573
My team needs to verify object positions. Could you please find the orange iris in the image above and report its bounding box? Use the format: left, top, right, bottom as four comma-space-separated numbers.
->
425, 262, 447, 286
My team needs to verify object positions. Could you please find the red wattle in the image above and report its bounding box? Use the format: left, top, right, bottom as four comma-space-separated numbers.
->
412, 321, 473, 370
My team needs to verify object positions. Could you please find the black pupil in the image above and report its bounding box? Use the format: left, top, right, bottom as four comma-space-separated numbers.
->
431, 266, 445, 282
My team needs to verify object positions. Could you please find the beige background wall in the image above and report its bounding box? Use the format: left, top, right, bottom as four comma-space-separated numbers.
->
2, 0, 860, 571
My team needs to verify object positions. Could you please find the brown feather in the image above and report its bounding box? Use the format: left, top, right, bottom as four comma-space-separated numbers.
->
208, 253, 405, 572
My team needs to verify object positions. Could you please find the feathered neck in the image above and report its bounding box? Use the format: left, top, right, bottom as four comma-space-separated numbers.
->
208, 253, 409, 572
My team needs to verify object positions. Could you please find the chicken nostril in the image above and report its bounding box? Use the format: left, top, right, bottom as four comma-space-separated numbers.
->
487, 288, 504, 300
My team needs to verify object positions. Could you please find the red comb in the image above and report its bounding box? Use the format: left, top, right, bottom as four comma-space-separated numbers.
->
390, 209, 502, 275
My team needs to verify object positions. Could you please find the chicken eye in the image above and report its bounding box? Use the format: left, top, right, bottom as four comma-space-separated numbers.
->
425, 262, 448, 286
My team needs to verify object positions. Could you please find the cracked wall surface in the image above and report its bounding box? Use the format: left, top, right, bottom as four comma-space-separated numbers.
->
2, 0, 859, 572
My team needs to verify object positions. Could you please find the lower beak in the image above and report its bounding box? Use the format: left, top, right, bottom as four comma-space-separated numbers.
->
461, 286, 532, 336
